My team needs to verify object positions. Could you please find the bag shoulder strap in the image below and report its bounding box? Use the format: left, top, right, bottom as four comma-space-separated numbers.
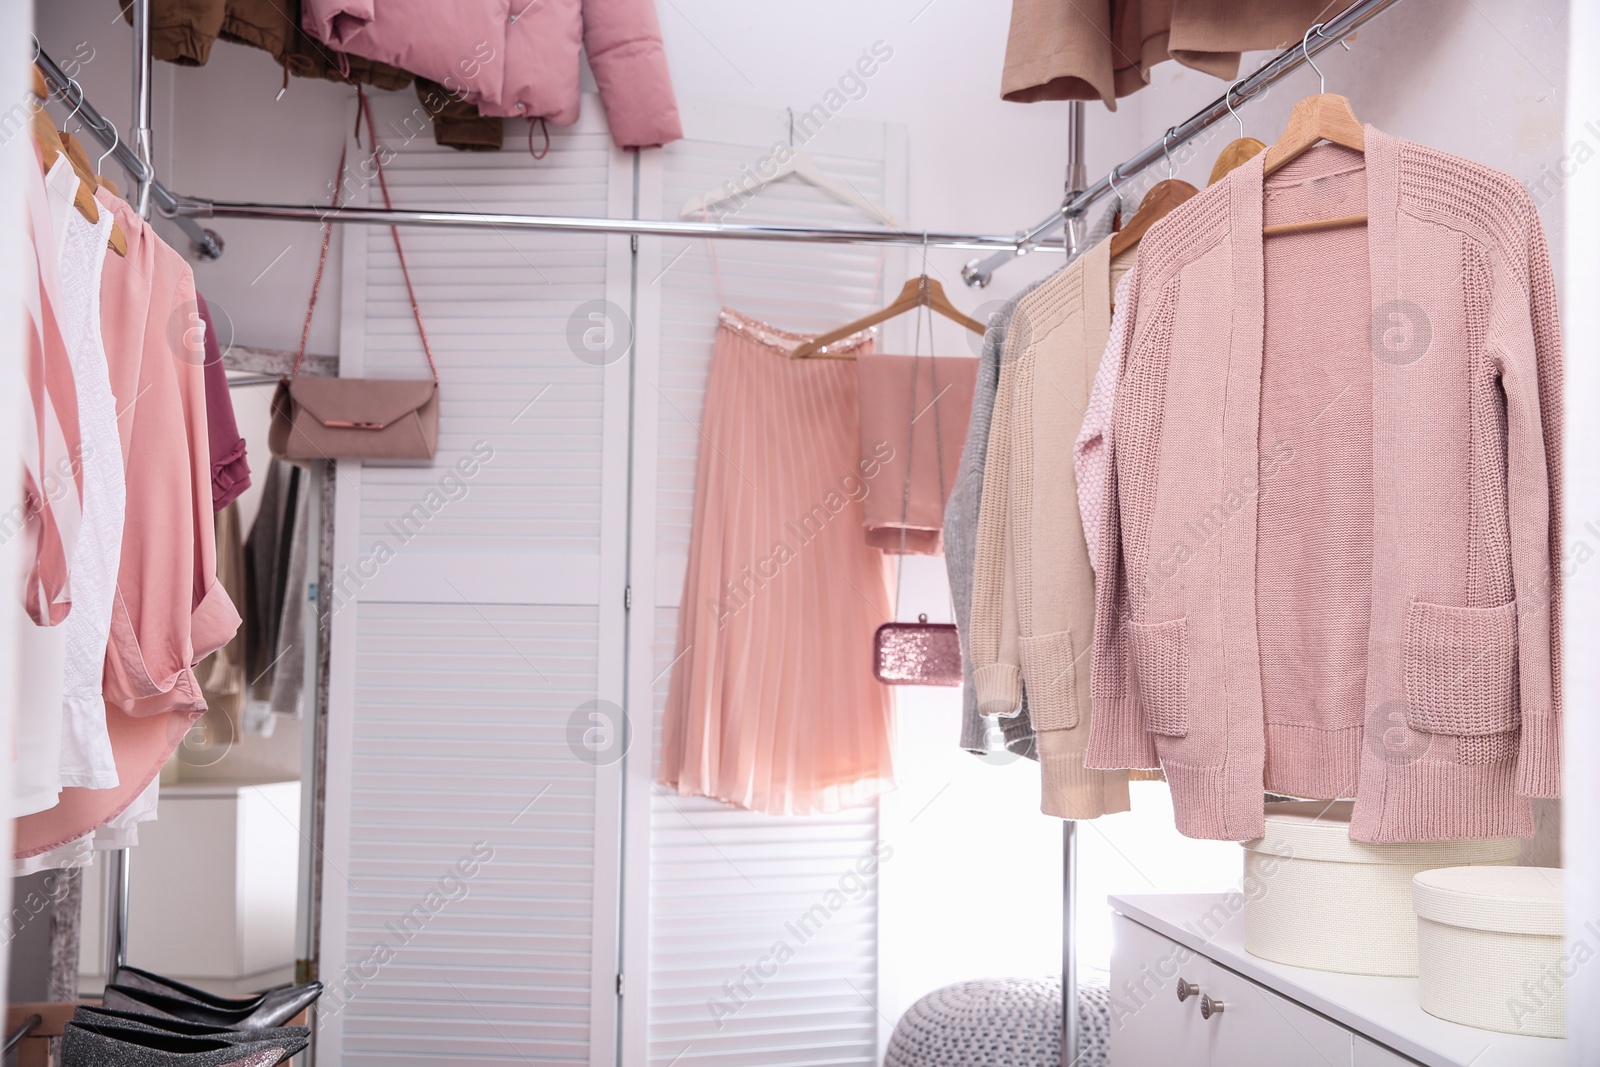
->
291, 88, 438, 384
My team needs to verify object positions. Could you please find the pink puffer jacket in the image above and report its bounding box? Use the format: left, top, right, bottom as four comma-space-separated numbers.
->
302, 0, 682, 148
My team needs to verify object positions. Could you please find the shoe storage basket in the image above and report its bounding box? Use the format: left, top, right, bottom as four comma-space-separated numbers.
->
1241, 800, 1518, 976
1413, 865, 1564, 1038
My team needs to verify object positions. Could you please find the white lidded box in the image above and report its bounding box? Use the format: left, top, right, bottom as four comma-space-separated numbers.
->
1241, 801, 1519, 976
1413, 865, 1565, 1038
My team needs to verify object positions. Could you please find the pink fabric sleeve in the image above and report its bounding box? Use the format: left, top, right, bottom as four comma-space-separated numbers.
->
300, 0, 377, 48
1075, 269, 1135, 574
175, 272, 239, 668
1498, 203, 1562, 799
20, 152, 82, 626
97, 192, 239, 718
1085, 264, 1160, 771
582, 0, 683, 147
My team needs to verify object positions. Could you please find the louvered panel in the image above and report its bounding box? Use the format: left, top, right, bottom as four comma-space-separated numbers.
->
331, 602, 597, 1067
648, 607, 881, 1067
633, 111, 903, 1067
353, 121, 614, 559
324, 93, 628, 1067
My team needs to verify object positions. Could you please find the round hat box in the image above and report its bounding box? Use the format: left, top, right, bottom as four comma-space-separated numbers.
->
1413, 865, 1564, 1038
1241, 801, 1519, 976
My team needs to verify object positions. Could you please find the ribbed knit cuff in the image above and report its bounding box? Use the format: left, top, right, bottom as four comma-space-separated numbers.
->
975, 663, 1022, 716
1037, 728, 1130, 820
1162, 759, 1267, 841
1082, 695, 1160, 770
1515, 714, 1562, 798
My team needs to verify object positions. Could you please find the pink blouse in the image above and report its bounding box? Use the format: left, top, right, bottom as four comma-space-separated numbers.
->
15, 190, 238, 858
95, 190, 239, 718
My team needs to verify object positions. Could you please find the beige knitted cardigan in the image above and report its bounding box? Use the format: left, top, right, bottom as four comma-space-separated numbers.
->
971, 236, 1138, 819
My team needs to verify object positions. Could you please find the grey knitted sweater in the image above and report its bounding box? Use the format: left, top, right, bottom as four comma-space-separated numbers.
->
945, 203, 1122, 757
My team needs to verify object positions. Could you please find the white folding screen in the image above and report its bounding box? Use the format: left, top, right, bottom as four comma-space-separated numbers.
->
622, 104, 909, 1067
320, 94, 633, 1067
320, 93, 907, 1067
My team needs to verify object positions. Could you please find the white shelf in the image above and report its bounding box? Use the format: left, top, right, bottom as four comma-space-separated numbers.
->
1110, 893, 1564, 1067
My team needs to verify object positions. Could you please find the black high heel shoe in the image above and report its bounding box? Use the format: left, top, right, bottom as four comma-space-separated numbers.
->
112, 966, 321, 1016
72, 1005, 309, 1047
102, 982, 322, 1031
61, 1019, 305, 1067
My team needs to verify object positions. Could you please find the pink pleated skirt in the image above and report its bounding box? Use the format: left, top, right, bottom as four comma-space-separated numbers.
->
659, 309, 896, 815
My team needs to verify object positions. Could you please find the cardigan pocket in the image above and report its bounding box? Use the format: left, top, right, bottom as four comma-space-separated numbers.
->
1018, 630, 1080, 732
1403, 600, 1520, 746
1128, 617, 1190, 738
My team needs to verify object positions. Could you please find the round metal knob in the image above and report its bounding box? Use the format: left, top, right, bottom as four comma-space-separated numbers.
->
1176, 978, 1200, 1003
1200, 994, 1225, 1020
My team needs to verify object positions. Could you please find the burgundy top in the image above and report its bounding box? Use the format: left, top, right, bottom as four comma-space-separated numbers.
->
198, 293, 250, 511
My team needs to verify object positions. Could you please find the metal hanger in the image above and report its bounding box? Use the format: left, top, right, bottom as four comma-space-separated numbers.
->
95, 116, 121, 174
1110, 128, 1198, 259
1208, 75, 1267, 186
1261, 22, 1368, 235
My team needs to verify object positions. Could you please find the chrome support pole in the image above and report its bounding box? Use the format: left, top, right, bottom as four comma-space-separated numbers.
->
130, 0, 154, 218
1062, 822, 1079, 1067
103, 847, 129, 985
1063, 101, 1087, 261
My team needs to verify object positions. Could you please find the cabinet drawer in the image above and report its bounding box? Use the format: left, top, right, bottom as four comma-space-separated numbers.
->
1201, 953, 1351, 1067
1111, 913, 1353, 1067
1110, 913, 1211, 1067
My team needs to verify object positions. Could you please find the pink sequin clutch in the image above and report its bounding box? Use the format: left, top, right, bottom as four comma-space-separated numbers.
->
873, 615, 962, 686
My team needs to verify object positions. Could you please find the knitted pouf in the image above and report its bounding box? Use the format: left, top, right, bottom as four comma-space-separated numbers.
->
883, 976, 1110, 1067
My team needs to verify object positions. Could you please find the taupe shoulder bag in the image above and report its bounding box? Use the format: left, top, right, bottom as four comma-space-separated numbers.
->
270, 92, 440, 464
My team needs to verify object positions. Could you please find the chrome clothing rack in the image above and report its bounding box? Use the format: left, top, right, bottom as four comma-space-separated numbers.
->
962, 0, 1406, 286
36, 0, 1403, 277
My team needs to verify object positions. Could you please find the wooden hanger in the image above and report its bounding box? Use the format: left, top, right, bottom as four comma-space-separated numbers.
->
1209, 137, 1265, 185
1261, 27, 1367, 238
59, 131, 122, 196
1109, 178, 1197, 259
790, 275, 984, 360
30, 69, 126, 255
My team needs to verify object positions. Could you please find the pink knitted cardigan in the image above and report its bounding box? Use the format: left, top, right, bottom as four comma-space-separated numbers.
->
1086, 129, 1562, 843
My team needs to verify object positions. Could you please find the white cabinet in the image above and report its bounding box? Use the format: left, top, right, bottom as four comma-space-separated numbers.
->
1200, 953, 1351, 1067
81, 780, 302, 987
1109, 915, 1210, 1064
1110, 913, 1348, 1067
1110, 894, 1566, 1067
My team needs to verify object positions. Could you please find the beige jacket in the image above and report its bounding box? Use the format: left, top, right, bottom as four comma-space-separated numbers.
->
1002, 0, 1357, 108
971, 237, 1138, 819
